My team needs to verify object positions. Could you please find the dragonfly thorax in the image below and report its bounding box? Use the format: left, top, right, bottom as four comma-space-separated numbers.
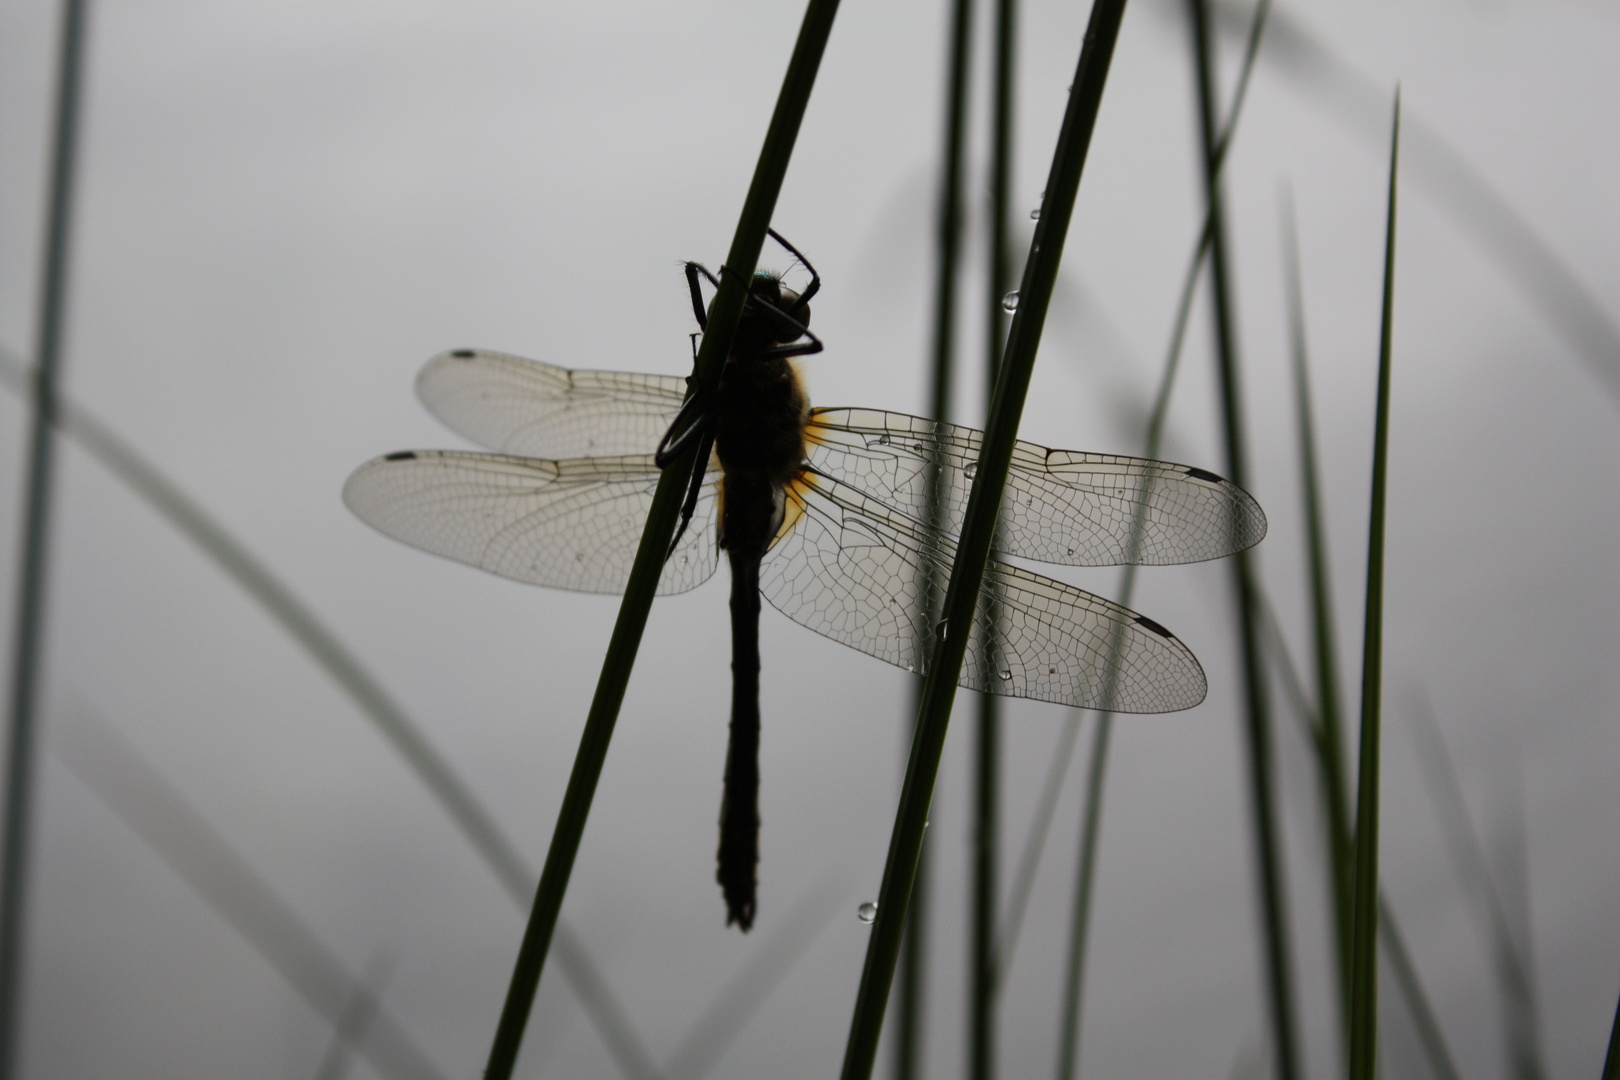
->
725, 274, 810, 362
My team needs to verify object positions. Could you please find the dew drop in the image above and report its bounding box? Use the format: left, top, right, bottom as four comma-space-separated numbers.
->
935, 618, 949, 641
876, 433, 891, 445
998, 669, 1013, 681
1066, 547, 1075, 556
1002, 290, 1021, 313
1029, 208, 1041, 221
857, 902, 878, 924
963, 461, 979, 479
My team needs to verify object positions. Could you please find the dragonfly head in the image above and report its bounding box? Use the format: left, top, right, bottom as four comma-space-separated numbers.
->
742, 271, 811, 351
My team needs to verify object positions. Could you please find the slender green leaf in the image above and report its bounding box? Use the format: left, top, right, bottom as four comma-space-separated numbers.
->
1280, 187, 1356, 1044
1, 3, 89, 1073
840, 2, 1130, 1075
1348, 89, 1400, 1080
1185, 1, 1300, 1075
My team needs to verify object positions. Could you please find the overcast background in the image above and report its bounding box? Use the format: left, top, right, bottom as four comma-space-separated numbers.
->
0, 2, 1616, 1078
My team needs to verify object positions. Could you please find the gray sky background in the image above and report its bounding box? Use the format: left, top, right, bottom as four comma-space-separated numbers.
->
0, 2, 1616, 1078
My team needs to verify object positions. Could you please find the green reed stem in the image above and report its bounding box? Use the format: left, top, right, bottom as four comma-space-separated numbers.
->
839, 3, 1128, 1075
973, 0, 1016, 1074
1347, 89, 1400, 1080
482, 3, 842, 1075
0, 3, 88, 1074
1280, 189, 1355, 1046
1186, 2, 1300, 1076
898, 2, 975, 1073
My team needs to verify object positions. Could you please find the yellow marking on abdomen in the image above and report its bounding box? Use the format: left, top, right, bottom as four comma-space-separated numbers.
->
773, 469, 816, 547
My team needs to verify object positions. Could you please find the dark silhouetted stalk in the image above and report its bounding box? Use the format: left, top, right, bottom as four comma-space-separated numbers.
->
898, 0, 974, 1073
483, 3, 843, 1075
839, 2, 1129, 1074
1185, 1, 1299, 1076
0, 3, 89, 1074
973, 0, 1016, 1075
1348, 90, 1400, 1080
0, 344, 656, 1080
1280, 189, 1356, 1044
56, 709, 443, 1080
312, 950, 397, 1080
1604, 985, 1620, 1080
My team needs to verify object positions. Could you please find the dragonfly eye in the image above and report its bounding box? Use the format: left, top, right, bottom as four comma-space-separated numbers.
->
772, 287, 810, 343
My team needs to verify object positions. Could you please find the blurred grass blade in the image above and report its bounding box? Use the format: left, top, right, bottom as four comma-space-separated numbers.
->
1054, 710, 1110, 1080
0, 344, 658, 1080
312, 949, 397, 1080
900, 0, 975, 1070
1204, 0, 1620, 407
484, 3, 843, 1076
1377, 895, 1462, 1080
662, 873, 846, 1080
1259, 595, 1461, 1080
840, 2, 1129, 1075
974, 0, 1017, 1072
1280, 187, 1355, 1039
1348, 89, 1400, 1080
54, 707, 444, 1080
0, 2, 89, 1073
1185, 1, 1300, 1075
1406, 693, 1545, 1080
996, 714, 1079, 978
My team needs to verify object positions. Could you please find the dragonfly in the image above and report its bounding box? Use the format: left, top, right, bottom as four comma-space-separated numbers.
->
342, 233, 1266, 931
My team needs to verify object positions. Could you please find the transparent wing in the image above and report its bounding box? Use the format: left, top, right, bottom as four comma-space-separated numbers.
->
807, 408, 1266, 567
759, 468, 1207, 713
343, 450, 718, 596
416, 349, 689, 458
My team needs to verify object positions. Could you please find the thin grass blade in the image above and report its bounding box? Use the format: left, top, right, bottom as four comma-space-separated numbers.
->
0, 3, 90, 1073
839, 3, 1129, 1075
898, 1, 975, 1071
1185, 1, 1300, 1075
1347, 89, 1401, 1080
1280, 188, 1356, 1043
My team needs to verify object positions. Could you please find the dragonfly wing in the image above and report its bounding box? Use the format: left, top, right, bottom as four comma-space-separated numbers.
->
758, 468, 1207, 713
416, 350, 690, 458
807, 408, 1266, 567
343, 450, 718, 596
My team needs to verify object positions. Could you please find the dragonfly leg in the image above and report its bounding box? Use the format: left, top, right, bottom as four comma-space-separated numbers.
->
685, 261, 721, 329
766, 227, 820, 312
666, 427, 715, 561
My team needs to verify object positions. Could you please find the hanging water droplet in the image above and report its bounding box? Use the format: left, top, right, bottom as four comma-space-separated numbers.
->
963, 461, 978, 479
935, 618, 949, 641
876, 433, 891, 445
998, 669, 1013, 682
1029, 208, 1041, 221
1002, 290, 1021, 313
857, 902, 878, 924
680, 554, 689, 566
1066, 547, 1075, 557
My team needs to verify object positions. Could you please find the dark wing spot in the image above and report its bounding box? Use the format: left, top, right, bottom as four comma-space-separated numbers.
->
383, 451, 418, 461
1184, 466, 1224, 484
450, 349, 476, 358
1134, 614, 1173, 639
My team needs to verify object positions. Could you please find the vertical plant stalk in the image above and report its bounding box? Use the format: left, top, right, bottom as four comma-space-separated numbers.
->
1347, 91, 1400, 1080
481, 2, 843, 1076
899, 0, 975, 1074
1280, 190, 1355, 1042
1184, 2, 1300, 1077
973, 0, 1016, 1075
1259, 595, 1461, 1080
839, 2, 1130, 1075
0, 2, 90, 1074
